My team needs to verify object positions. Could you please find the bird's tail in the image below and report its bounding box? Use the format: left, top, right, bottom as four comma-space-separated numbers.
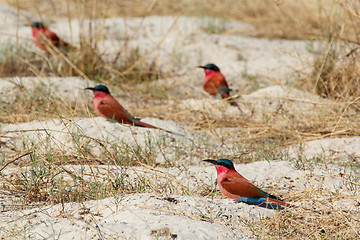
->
223, 95, 241, 110
134, 119, 158, 129
265, 197, 290, 207
134, 120, 192, 138
60, 41, 76, 52
228, 99, 239, 107
134, 119, 186, 137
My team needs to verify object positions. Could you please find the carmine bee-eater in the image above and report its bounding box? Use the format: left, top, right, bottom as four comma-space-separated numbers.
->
31, 21, 71, 52
204, 159, 289, 209
198, 63, 238, 106
85, 85, 159, 129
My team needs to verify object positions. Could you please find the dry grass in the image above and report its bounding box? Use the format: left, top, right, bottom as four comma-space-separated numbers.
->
292, 1, 360, 109
249, 194, 360, 239
261, 154, 360, 239
7, 0, 357, 40
305, 38, 360, 104
130, 97, 360, 146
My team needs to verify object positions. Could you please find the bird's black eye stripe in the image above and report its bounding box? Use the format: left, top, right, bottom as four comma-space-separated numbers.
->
218, 162, 231, 169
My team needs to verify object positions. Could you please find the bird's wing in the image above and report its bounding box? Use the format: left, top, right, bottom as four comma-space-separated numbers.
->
40, 30, 60, 46
216, 76, 231, 94
43, 30, 70, 49
97, 97, 135, 124
204, 81, 229, 98
217, 84, 230, 96
220, 177, 269, 198
45, 31, 60, 42
203, 80, 220, 96
98, 98, 157, 129
220, 77, 230, 90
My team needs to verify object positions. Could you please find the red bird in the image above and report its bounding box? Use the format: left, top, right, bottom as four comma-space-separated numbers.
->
85, 85, 158, 129
31, 21, 71, 52
204, 159, 289, 208
198, 63, 238, 106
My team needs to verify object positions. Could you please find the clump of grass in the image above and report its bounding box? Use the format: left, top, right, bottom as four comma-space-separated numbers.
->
309, 39, 360, 103
201, 17, 228, 34
0, 43, 45, 77
26, 26, 162, 87
112, 47, 163, 84
107, 133, 165, 167
296, 0, 360, 109
239, 138, 287, 163
248, 193, 360, 239
6, 140, 184, 204
196, 207, 223, 223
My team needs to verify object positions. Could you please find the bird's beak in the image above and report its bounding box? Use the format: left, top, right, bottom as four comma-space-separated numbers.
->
197, 66, 205, 69
84, 87, 95, 91
203, 159, 218, 165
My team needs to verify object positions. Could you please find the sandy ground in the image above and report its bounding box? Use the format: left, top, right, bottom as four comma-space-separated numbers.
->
0, 5, 359, 240
1, 159, 358, 239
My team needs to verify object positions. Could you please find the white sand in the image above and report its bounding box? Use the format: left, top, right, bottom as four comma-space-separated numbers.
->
0, 194, 252, 239
288, 136, 360, 159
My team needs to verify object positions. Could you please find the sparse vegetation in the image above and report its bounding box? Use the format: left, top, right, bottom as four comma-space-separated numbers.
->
0, 0, 359, 239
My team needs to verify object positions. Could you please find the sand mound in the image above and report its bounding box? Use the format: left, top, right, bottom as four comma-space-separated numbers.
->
0, 194, 252, 239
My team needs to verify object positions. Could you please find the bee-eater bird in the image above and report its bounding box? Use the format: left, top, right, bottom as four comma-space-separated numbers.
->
198, 63, 238, 106
204, 159, 289, 209
85, 85, 160, 129
31, 21, 71, 52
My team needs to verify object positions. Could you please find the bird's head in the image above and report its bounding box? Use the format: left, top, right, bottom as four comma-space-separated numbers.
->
85, 85, 110, 94
203, 158, 234, 174
31, 21, 45, 29
198, 63, 220, 72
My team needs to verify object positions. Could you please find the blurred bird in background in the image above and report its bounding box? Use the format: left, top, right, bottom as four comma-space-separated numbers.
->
31, 21, 72, 52
198, 63, 239, 107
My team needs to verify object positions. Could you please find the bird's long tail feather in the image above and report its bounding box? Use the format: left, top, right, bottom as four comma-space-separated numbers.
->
134, 120, 158, 129
134, 120, 186, 137
265, 197, 290, 207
